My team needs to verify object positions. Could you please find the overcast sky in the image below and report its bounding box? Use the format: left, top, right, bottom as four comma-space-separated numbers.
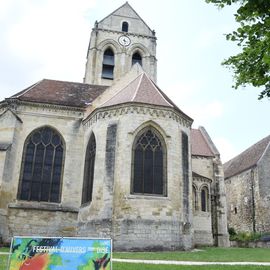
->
0, 0, 269, 162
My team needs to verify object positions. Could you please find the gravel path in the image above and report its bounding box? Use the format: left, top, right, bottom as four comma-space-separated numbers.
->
113, 258, 270, 266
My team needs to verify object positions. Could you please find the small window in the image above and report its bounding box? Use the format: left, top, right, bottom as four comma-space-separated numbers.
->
18, 127, 64, 203
102, 49, 114, 79
122, 21, 128, 32
82, 133, 96, 205
201, 186, 210, 212
234, 207, 238, 214
192, 185, 198, 211
132, 52, 142, 66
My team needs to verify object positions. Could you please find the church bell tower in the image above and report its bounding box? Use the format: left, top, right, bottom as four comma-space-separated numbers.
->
83, 2, 157, 86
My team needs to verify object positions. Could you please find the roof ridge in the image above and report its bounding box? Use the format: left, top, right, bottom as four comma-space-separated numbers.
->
131, 73, 143, 101
12, 80, 43, 98
224, 134, 270, 166
145, 73, 173, 107
99, 73, 142, 107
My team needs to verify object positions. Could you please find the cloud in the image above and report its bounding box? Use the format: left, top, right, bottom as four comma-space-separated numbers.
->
0, 0, 97, 101
184, 100, 224, 125
214, 137, 238, 163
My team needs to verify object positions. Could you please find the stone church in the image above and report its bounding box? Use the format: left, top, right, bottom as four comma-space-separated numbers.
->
0, 2, 229, 250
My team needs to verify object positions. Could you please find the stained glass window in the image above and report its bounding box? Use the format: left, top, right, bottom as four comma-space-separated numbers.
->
82, 133, 96, 205
18, 127, 64, 203
132, 128, 166, 196
201, 186, 209, 212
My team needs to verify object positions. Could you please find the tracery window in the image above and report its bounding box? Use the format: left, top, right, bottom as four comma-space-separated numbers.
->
18, 127, 64, 203
201, 186, 210, 212
82, 133, 96, 205
132, 52, 142, 66
132, 127, 166, 196
122, 21, 129, 32
102, 48, 114, 79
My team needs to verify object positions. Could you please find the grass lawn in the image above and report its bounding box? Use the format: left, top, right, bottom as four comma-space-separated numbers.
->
113, 264, 270, 270
1, 247, 270, 270
114, 247, 270, 262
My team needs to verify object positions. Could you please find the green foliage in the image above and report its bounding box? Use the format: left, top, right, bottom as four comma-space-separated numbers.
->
230, 231, 261, 242
228, 227, 237, 237
205, 0, 270, 99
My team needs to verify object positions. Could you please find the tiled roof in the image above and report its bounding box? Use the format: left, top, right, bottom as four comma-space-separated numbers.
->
9, 79, 107, 108
224, 135, 270, 179
100, 73, 173, 108
99, 72, 192, 120
191, 128, 215, 157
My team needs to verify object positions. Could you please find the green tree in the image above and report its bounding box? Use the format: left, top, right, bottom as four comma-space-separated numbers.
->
206, 0, 270, 99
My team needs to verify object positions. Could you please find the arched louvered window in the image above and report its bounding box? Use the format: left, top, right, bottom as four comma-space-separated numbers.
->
132, 52, 142, 66
132, 127, 166, 196
102, 48, 114, 80
201, 186, 210, 212
82, 133, 96, 205
122, 21, 129, 32
18, 127, 64, 203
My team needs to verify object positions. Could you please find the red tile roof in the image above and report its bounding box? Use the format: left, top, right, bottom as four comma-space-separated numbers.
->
99, 73, 192, 122
10, 79, 107, 108
191, 129, 215, 157
100, 73, 174, 107
224, 135, 270, 179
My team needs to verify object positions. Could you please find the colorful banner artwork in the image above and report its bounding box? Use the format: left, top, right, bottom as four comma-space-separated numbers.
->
8, 237, 111, 270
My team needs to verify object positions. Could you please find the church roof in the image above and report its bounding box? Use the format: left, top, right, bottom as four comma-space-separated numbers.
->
9, 79, 107, 108
191, 128, 216, 157
100, 72, 175, 109
224, 135, 270, 179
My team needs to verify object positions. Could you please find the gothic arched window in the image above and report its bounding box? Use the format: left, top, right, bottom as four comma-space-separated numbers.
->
201, 186, 210, 212
132, 127, 166, 196
18, 127, 64, 203
122, 21, 129, 32
102, 48, 114, 79
82, 133, 96, 205
132, 52, 142, 66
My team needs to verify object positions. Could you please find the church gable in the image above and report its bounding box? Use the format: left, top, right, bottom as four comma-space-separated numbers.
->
98, 2, 154, 36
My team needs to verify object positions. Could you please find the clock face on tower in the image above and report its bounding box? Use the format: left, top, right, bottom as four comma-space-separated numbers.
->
118, 35, 131, 47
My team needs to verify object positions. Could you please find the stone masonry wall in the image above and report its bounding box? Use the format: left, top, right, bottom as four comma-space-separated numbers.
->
0, 103, 85, 242
79, 104, 193, 250
225, 169, 255, 232
255, 145, 270, 232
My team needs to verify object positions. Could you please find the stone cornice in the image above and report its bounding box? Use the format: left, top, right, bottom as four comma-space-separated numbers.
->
2, 98, 85, 118
94, 27, 157, 40
192, 155, 214, 160
83, 103, 193, 128
9, 202, 79, 213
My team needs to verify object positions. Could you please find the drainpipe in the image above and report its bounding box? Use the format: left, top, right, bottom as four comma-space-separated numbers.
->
251, 169, 256, 233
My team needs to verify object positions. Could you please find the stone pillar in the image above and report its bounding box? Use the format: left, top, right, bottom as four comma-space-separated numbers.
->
213, 157, 230, 247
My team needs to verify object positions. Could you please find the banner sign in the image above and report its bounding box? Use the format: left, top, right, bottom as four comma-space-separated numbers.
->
8, 236, 111, 270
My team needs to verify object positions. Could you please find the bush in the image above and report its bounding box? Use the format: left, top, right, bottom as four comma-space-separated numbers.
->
230, 231, 261, 242
228, 227, 236, 237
